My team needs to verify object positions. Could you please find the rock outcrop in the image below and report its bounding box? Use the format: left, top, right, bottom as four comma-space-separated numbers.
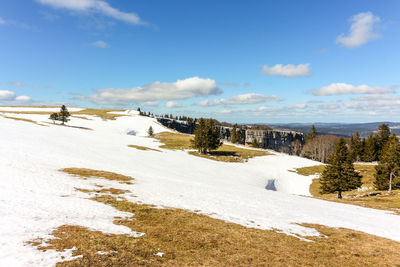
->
156, 118, 305, 154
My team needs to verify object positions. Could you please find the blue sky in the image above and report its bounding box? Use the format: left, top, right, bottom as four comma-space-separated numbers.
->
0, 0, 399, 123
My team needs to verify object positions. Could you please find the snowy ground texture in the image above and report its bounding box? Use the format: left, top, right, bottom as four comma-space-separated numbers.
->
1, 108, 400, 266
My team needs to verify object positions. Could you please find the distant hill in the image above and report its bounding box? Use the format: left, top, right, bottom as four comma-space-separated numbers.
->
268, 122, 400, 138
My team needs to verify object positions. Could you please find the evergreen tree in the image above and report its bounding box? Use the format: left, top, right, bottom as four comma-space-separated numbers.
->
251, 138, 260, 148
147, 126, 154, 137
349, 132, 362, 161
191, 118, 222, 153
59, 105, 70, 125
307, 125, 317, 141
49, 113, 59, 124
374, 134, 400, 194
363, 134, 377, 162
320, 137, 362, 199
375, 123, 391, 158
230, 124, 241, 144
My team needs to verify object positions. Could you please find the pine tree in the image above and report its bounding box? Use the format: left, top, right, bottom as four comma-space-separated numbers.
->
349, 132, 362, 161
49, 113, 59, 124
363, 134, 377, 162
374, 134, 400, 194
59, 105, 70, 125
230, 124, 240, 144
320, 137, 362, 199
251, 138, 260, 148
375, 123, 391, 158
191, 118, 222, 153
147, 126, 154, 137
307, 125, 317, 142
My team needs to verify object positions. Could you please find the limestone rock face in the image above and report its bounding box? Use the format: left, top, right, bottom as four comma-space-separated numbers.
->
245, 129, 305, 154
156, 118, 305, 154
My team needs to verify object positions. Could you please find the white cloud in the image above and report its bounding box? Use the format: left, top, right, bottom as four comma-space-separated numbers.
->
216, 109, 232, 114
261, 63, 311, 77
290, 103, 308, 109
0, 90, 16, 101
91, 40, 109, 48
15, 95, 32, 102
80, 77, 222, 105
256, 106, 279, 112
0, 17, 5, 25
336, 12, 380, 48
165, 101, 182, 108
0, 90, 31, 102
318, 104, 340, 110
36, 0, 144, 25
196, 93, 280, 106
9, 81, 27, 87
313, 83, 395, 96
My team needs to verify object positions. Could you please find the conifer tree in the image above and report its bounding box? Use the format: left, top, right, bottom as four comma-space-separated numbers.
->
147, 126, 154, 137
192, 118, 222, 153
49, 113, 59, 124
320, 137, 362, 199
349, 132, 362, 161
375, 123, 391, 158
230, 124, 241, 144
251, 138, 260, 148
363, 134, 377, 162
59, 105, 70, 125
307, 125, 317, 141
374, 134, 400, 194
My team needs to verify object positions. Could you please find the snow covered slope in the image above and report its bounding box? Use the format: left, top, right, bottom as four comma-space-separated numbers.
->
1, 108, 400, 265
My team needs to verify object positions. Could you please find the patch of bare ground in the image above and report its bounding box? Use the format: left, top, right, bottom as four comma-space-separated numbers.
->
73, 109, 126, 120
128, 145, 162, 152
155, 132, 270, 162
0, 114, 48, 126
295, 165, 400, 214
27, 168, 400, 266
60, 168, 133, 184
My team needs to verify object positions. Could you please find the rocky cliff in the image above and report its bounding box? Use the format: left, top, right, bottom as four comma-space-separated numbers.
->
156, 118, 305, 154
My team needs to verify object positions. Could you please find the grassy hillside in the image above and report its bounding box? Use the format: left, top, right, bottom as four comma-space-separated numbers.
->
28, 168, 400, 266
295, 164, 400, 214
154, 132, 270, 162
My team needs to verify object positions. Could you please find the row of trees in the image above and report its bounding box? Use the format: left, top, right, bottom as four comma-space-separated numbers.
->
319, 130, 400, 198
349, 124, 391, 162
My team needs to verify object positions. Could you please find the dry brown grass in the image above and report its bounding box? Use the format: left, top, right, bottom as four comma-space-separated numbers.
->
60, 168, 133, 183
128, 145, 162, 152
295, 164, 400, 214
75, 187, 129, 195
71, 115, 92, 120
155, 132, 269, 162
28, 167, 400, 266
73, 109, 126, 120
0, 115, 48, 126
30, 194, 400, 266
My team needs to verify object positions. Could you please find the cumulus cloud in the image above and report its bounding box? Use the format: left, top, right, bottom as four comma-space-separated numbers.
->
318, 104, 340, 110
80, 77, 222, 105
91, 40, 109, 48
313, 83, 395, 96
15, 95, 32, 102
36, 0, 144, 25
196, 93, 280, 106
336, 12, 380, 48
215, 109, 232, 114
0, 90, 31, 102
165, 101, 182, 108
261, 63, 311, 77
0, 17, 5, 25
0, 90, 16, 101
